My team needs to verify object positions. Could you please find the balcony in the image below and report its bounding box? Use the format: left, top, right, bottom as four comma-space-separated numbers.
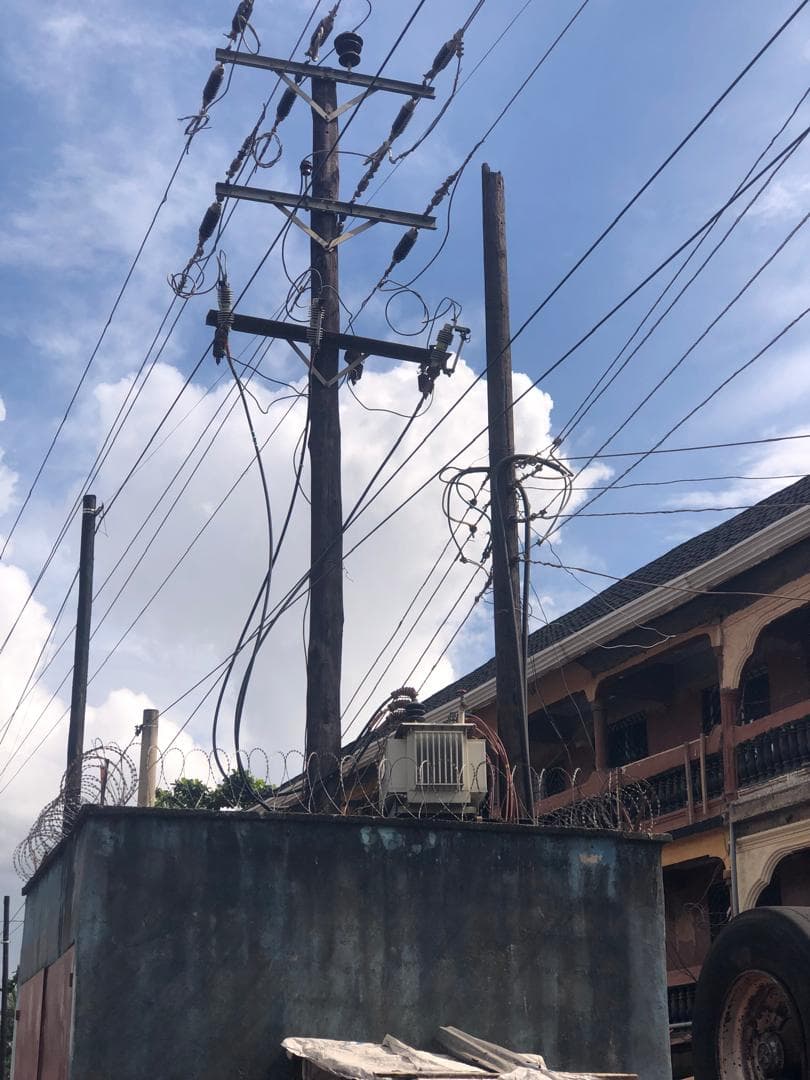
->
534, 697, 810, 833
737, 707, 810, 787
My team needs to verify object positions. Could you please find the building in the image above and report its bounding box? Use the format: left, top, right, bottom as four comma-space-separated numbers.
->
422, 475, 810, 1069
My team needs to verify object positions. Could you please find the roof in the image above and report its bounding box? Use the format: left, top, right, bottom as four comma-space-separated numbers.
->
422, 475, 810, 712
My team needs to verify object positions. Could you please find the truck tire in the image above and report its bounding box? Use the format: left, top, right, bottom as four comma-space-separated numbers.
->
693, 906, 810, 1079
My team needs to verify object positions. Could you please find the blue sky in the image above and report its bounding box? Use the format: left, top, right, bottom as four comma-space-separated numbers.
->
2, 0, 810, 924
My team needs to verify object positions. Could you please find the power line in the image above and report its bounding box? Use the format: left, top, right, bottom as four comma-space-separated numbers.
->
551, 502, 810, 518
0, 336, 277, 753
1, 3, 434, 786
543, 305, 810, 534
0, 150, 188, 562
535, 556, 810, 606
0, 0, 315, 560
524, 472, 810, 491
0, 4, 329, 665
0, 390, 306, 793
505, 0, 810, 356
348, 0, 592, 327
569, 207, 809, 479
563, 433, 810, 460
556, 81, 810, 445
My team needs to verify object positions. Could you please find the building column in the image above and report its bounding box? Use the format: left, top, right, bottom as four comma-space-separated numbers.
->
592, 699, 608, 773
720, 687, 740, 799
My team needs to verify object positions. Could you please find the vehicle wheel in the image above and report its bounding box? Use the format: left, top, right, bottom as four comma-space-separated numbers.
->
693, 906, 810, 1079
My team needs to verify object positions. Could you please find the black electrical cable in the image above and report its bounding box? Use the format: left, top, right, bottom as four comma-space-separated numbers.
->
557, 82, 810, 445
351, 120, 810, 550
565, 434, 810, 460
569, 209, 809, 485
342, 483, 489, 733
0, 4, 329, 668
506, 0, 810, 357
0, 390, 307, 787
347, 0, 591, 330
50, 2, 807, 777
536, 555, 810, 606
0, 149, 189, 564
552, 502, 810, 518
218, 348, 276, 790
525, 472, 810, 492
541, 304, 810, 538
1, 334, 280, 752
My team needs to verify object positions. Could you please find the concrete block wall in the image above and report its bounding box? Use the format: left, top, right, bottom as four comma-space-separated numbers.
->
18, 808, 671, 1080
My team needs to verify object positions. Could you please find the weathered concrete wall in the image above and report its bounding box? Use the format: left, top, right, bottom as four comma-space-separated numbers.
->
20, 808, 671, 1080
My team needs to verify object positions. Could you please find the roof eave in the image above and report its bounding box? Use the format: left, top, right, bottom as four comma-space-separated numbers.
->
426, 503, 810, 720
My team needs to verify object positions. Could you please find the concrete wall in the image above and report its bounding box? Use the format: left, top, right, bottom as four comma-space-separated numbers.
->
19, 808, 671, 1080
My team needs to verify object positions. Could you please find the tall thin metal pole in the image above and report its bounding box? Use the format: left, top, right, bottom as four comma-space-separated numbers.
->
65, 494, 97, 820
1, 895, 9, 1079
305, 77, 344, 768
137, 709, 160, 808
481, 164, 533, 817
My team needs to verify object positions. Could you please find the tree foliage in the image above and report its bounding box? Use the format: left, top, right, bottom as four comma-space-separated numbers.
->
155, 770, 272, 810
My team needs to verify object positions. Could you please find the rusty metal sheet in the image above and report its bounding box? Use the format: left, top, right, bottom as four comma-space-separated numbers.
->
13, 969, 44, 1080
38, 946, 75, 1080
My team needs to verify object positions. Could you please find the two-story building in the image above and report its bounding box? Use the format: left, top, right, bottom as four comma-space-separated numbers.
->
422, 475, 810, 1075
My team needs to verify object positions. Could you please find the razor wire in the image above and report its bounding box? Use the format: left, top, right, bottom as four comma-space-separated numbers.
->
13, 742, 138, 880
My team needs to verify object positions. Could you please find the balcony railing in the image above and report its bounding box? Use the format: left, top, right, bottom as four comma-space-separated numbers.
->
534, 697, 810, 829
737, 713, 810, 787
648, 754, 723, 815
668, 983, 696, 1025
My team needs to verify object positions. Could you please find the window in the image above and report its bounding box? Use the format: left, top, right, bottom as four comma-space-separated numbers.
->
739, 665, 771, 725
607, 712, 648, 767
701, 684, 721, 734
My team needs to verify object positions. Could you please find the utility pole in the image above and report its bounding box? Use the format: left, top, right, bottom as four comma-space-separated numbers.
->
481, 164, 533, 817
1, 895, 9, 1080
65, 493, 97, 821
211, 29, 454, 763
137, 709, 160, 808
305, 75, 343, 765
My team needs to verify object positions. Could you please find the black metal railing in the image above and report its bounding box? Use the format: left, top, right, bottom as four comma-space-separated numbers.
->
668, 983, 696, 1025
648, 753, 723, 815
737, 714, 810, 787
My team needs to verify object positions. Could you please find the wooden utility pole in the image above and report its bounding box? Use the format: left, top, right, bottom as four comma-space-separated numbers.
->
1, 895, 8, 1080
481, 164, 532, 816
65, 493, 97, 819
211, 38, 443, 761
305, 77, 344, 765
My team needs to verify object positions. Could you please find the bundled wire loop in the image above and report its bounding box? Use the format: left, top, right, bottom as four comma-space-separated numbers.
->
169, 199, 224, 298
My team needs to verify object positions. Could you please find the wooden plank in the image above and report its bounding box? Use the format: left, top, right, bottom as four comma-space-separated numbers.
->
215, 48, 436, 99
216, 182, 436, 230
204, 310, 441, 366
